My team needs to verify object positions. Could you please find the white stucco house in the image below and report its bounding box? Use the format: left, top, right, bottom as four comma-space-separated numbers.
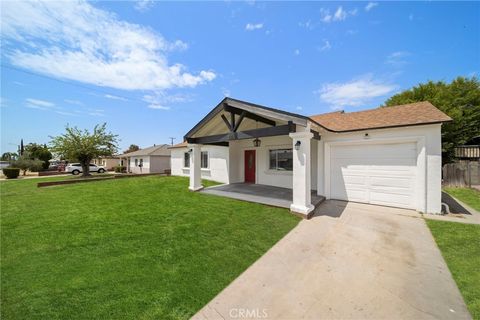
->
120, 144, 171, 174
170, 98, 451, 217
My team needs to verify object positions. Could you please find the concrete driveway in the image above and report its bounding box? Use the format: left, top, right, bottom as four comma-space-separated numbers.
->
193, 200, 471, 320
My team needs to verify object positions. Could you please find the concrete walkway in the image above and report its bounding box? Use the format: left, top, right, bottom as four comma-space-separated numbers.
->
193, 201, 471, 320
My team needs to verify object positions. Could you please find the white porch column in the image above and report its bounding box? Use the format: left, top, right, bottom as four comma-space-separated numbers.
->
188, 144, 203, 191
289, 130, 314, 216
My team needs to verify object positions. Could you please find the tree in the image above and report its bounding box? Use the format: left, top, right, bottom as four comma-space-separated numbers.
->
24, 143, 52, 170
50, 123, 118, 177
19, 139, 24, 156
123, 144, 140, 154
12, 152, 44, 176
383, 76, 480, 164
1, 152, 18, 162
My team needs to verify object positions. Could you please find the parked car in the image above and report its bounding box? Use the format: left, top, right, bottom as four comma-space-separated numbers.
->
66, 163, 107, 175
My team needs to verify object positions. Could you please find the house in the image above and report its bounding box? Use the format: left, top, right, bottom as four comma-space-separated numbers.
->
170, 97, 452, 217
120, 144, 171, 174
92, 156, 120, 170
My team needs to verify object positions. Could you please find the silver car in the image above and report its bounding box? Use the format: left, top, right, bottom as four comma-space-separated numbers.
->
66, 163, 107, 175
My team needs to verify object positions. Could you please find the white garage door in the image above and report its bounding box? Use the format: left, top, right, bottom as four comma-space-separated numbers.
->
330, 142, 417, 209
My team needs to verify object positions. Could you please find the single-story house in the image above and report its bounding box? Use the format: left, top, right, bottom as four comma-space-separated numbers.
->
92, 156, 120, 170
170, 97, 452, 217
120, 144, 171, 174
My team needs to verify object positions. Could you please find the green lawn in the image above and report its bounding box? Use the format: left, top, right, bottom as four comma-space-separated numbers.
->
443, 187, 480, 212
0, 176, 300, 319
426, 220, 480, 319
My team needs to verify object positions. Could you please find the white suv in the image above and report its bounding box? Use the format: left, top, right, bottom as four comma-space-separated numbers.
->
66, 163, 107, 175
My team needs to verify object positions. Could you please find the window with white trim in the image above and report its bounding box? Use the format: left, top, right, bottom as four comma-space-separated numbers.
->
269, 149, 293, 171
201, 151, 209, 169
184, 152, 190, 168
135, 159, 138, 167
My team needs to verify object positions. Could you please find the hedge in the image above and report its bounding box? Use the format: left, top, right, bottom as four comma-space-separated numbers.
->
2, 168, 20, 179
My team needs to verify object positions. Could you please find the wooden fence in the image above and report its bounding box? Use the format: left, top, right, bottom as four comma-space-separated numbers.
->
443, 160, 480, 187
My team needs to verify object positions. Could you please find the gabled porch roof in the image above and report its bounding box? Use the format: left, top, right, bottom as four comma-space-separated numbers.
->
184, 97, 324, 145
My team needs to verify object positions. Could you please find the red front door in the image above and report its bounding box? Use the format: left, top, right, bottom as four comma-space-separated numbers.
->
244, 150, 256, 183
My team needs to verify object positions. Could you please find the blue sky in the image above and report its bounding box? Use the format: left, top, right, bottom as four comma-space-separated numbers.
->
1, 1, 479, 154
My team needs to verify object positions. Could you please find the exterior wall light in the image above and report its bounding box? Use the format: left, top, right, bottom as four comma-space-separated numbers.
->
253, 138, 261, 147
188, 148, 193, 153
295, 141, 301, 150
364, 133, 370, 139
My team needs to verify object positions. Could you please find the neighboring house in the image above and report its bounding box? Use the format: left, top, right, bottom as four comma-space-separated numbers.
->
170, 97, 452, 216
120, 144, 171, 174
92, 156, 120, 170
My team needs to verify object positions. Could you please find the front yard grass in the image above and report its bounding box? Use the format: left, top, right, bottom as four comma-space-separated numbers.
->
443, 187, 480, 212
0, 176, 300, 319
426, 220, 480, 319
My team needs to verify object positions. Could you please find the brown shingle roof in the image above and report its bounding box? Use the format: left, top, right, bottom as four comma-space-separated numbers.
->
121, 144, 171, 157
168, 141, 188, 149
309, 101, 452, 132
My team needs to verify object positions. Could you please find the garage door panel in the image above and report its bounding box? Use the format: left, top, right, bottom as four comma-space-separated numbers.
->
370, 176, 413, 189
344, 188, 368, 202
369, 192, 413, 208
341, 173, 368, 186
330, 142, 417, 210
332, 144, 417, 159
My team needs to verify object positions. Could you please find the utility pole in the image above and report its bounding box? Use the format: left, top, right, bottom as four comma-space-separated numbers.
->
169, 137, 175, 146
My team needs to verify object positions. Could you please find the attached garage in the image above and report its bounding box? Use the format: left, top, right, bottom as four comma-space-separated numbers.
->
329, 142, 418, 209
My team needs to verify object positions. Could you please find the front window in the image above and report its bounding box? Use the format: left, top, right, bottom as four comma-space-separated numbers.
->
135, 159, 138, 167
139, 159, 143, 167
184, 152, 190, 168
201, 151, 208, 169
269, 149, 293, 171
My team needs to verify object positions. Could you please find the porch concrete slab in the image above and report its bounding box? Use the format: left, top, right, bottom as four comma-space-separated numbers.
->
192, 200, 471, 320
200, 183, 324, 209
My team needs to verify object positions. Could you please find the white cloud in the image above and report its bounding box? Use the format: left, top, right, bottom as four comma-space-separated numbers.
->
64, 99, 84, 106
295, 106, 303, 111
409, 13, 414, 21
315, 75, 397, 108
294, 49, 300, 56
25, 98, 55, 110
56, 110, 79, 116
298, 20, 314, 30
321, 6, 357, 23
318, 40, 331, 52
222, 88, 231, 97
104, 94, 128, 101
143, 92, 191, 110
25, 97, 103, 117
365, 2, 378, 12
245, 23, 264, 31
1, 1, 215, 91
386, 51, 411, 67
147, 104, 170, 110
134, 0, 155, 12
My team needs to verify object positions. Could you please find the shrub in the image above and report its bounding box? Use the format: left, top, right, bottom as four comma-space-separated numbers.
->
114, 165, 127, 173
3, 168, 20, 179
